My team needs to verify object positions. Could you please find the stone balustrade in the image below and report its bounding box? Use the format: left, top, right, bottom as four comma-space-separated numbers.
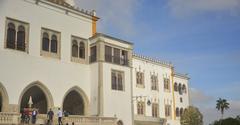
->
0, 112, 19, 124
63, 116, 117, 125
0, 112, 117, 125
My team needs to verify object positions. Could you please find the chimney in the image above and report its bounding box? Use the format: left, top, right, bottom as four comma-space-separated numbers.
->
92, 10, 97, 36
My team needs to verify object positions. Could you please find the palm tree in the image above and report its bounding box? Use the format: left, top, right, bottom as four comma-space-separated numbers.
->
216, 98, 230, 120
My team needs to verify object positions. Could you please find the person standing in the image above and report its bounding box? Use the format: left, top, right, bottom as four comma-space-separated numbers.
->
32, 109, 38, 124
57, 108, 63, 125
47, 108, 54, 125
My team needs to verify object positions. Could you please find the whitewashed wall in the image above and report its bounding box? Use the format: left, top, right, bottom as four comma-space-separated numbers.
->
132, 57, 189, 125
102, 63, 133, 125
0, 0, 93, 110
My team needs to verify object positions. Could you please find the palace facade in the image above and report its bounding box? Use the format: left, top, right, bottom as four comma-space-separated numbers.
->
0, 0, 190, 125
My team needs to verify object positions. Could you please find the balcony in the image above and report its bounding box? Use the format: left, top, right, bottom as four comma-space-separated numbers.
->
105, 55, 129, 66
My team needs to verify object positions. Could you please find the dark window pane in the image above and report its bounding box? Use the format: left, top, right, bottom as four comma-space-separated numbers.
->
121, 50, 128, 65
113, 48, 120, 64
118, 74, 123, 90
51, 35, 57, 53
178, 84, 182, 95
7, 23, 16, 49
112, 72, 117, 90
105, 46, 112, 62
90, 46, 97, 62
17, 26, 25, 51
42, 33, 49, 51
79, 42, 85, 58
72, 40, 78, 57
176, 108, 179, 117
174, 83, 178, 91
180, 108, 183, 116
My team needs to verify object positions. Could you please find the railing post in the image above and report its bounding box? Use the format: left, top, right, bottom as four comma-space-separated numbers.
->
98, 117, 102, 125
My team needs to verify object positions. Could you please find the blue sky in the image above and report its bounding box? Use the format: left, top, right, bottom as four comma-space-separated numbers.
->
75, 0, 240, 124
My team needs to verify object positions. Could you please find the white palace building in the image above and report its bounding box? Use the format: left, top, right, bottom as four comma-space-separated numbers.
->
0, 0, 190, 125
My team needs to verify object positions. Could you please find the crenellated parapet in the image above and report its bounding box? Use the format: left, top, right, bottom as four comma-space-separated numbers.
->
133, 53, 173, 68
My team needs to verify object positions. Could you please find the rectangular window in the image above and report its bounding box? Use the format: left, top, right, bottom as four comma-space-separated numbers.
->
5, 18, 29, 53
90, 46, 97, 63
113, 48, 120, 64
40, 28, 60, 58
136, 72, 144, 87
104, 45, 129, 66
164, 78, 170, 92
165, 105, 171, 117
152, 103, 159, 117
111, 70, 124, 91
137, 101, 145, 115
105, 46, 112, 62
151, 75, 158, 91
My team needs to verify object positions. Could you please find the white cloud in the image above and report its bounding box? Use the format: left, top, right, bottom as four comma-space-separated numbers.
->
73, 0, 141, 36
168, 0, 240, 17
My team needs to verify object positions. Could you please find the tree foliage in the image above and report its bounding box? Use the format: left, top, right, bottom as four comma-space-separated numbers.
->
216, 98, 230, 119
180, 106, 203, 125
210, 117, 240, 125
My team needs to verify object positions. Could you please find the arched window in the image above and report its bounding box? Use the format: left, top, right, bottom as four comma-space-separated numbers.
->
79, 42, 85, 58
17, 25, 25, 51
42, 32, 49, 51
72, 40, 78, 57
7, 23, 16, 49
178, 83, 182, 95
51, 35, 57, 53
182, 84, 187, 94
174, 82, 178, 92
180, 108, 183, 116
176, 107, 180, 117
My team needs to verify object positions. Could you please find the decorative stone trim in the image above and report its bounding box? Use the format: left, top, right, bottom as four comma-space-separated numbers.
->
4, 17, 30, 53
133, 53, 172, 68
40, 28, 61, 59
71, 35, 88, 64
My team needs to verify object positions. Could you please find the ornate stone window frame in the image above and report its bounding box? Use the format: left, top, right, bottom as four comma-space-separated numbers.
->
71, 35, 88, 64
136, 71, 145, 88
165, 104, 172, 119
152, 103, 159, 117
137, 101, 145, 116
164, 77, 171, 93
40, 27, 61, 59
4, 17, 30, 53
151, 74, 159, 91
111, 69, 125, 91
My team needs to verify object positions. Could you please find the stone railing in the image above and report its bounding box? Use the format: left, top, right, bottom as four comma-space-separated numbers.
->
63, 116, 117, 125
0, 112, 19, 124
0, 112, 117, 125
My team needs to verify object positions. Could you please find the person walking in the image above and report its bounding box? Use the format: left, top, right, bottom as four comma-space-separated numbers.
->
57, 108, 63, 125
47, 108, 54, 125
